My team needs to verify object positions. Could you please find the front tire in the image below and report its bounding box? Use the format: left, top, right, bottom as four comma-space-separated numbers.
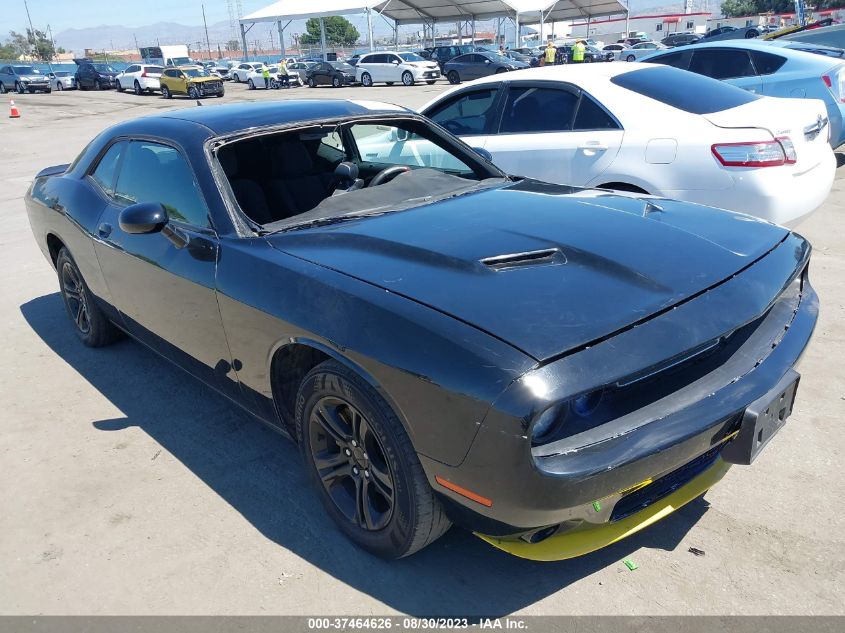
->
15, 81, 24, 94
297, 360, 451, 559
361, 72, 372, 87
247, 78, 255, 90
332, 76, 341, 88
447, 70, 460, 84
188, 86, 199, 99
116, 80, 124, 92
626, 54, 636, 62
56, 248, 122, 348
401, 70, 414, 86
161, 85, 171, 99
308, 76, 316, 88
56, 82, 63, 91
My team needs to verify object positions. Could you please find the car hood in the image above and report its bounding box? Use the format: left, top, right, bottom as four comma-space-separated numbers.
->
188, 76, 219, 83
23, 75, 47, 81
267, 180, 789, 361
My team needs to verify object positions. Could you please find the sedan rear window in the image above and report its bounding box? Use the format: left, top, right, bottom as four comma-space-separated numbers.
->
610, 66, 760, 114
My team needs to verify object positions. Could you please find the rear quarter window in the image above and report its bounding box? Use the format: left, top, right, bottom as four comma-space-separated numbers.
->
751, 50, 787, 74
610, 65, 760, 115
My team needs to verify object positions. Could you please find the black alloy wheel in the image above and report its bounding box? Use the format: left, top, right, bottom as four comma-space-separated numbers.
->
56, 248, 122, 347
447, 70, 460, 84
308, 396, 395, 531
297, 360, 451, 558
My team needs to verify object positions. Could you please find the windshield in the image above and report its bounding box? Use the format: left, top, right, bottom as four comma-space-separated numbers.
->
184, 68, 210, 77
218, 119, 502, 231
54, 71, 70, 77
94, 64, 116, 72
171, 57, 192, 65
14, 66, 38, 74
329, 61, 354, 71
458, 45, 474, 54
399, 52, 425, 62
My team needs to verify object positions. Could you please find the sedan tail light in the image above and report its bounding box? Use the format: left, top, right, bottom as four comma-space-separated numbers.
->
776, 136, 797, 164
822, 67, 845, 102
711, 141, 787, 167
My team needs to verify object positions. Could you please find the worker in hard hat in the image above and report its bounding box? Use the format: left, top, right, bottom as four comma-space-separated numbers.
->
572, 39, 586, 63
545, 41, 556, 66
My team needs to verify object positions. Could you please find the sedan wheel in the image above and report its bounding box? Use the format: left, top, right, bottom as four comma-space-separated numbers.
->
626, 54, 636, 62
248, 79, 255, 90
57, 248, 121, 347
134, 81, 142, 95
116, 80, 124, 92
332, 76, 341, 88
188, 86, 199, 99
308, 76, 316, 88
16, 82, 24, 94
401, 71, 413, 86
361, 72, 372, 87
161, 85, 171, 99
298, 360, 451, 559
447, 70, 460, 84
56, 82, 63, 91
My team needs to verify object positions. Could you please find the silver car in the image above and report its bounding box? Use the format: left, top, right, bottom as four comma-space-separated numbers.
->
0, 64, 52, 93
48, 71, 76, 91
622, 41, 668, 62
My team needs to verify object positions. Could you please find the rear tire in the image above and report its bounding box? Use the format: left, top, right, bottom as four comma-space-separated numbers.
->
447, 70, 460, 84
308, 76, 316, 88
0, 82, 6, 94
248, 79, 255, 90
332, 76, 341, 88
161, 85, 171, 99
56, 82, 63, 91
296, 360, 451, 559
626, 54, 636, 62
134, 80, 142, 95
56, 248, 122, 348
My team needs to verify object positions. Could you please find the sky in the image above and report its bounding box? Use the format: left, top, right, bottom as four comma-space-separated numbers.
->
1, 0, 683, 35
1, 1, 271, 34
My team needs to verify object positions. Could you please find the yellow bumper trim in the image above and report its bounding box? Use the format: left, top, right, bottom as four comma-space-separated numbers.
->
476, 458, 731, 562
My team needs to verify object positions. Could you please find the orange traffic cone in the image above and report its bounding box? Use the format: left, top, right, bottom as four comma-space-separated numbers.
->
9, 99, 20, 119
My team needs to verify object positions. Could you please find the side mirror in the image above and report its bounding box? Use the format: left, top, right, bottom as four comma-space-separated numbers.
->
393, 60, 400, 64
484, 59, 492, 64
119, 202, 168, 234
473, 147, 493, 162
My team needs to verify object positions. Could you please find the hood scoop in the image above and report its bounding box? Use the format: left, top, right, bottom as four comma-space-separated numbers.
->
480, 248, 565, 271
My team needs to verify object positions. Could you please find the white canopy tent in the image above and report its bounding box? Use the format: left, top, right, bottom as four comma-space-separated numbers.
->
239, 0, 626, 60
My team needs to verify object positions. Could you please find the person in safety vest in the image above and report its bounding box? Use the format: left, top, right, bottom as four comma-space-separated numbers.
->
262, 65, 271, 89
572, 39, 586, 63
545, 41, 556, 65
278, 59, 290, 88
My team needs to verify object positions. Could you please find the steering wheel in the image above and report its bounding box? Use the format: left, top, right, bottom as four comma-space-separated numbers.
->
441, 120, 466, 135
368, 165, 411, 187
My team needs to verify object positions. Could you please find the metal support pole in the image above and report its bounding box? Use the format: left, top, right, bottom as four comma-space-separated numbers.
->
471, 17, 476, 46
456, 21, 461, 45
278, 20, 285, 59
319, 17, 327, 60
540, 10, 545, 43
514, 12, 520, 48
240, 22, 249, 61
394, 23, 399, 50
367, 8, 374, 52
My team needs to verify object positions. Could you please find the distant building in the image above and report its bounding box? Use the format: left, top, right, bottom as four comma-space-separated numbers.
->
568, 12, 710, 43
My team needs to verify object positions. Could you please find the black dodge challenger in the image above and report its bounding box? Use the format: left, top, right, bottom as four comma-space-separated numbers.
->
25, 100, 817, 560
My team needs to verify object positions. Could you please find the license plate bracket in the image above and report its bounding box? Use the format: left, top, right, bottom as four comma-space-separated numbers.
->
722, 369, 799, 465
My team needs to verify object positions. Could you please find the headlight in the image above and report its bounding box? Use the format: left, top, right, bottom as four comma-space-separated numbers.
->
530, 388, 606, 446
531, 406, 566, 445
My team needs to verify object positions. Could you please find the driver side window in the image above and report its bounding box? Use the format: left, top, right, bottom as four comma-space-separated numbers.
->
425, 88, 499, 136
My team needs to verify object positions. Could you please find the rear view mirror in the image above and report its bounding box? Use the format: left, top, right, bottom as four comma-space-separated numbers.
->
119, 202, 168, 234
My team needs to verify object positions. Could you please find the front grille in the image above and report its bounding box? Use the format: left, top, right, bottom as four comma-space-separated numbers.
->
609, 444, 724, 522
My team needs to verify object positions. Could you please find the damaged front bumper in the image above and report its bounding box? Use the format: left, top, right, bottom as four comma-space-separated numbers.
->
421, 234, 818, 560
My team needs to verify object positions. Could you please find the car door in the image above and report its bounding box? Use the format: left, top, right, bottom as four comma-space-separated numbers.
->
688, 48, 763, 93
423, 86, 502, 149
482, 82, 622, 186
89, 139, 236, 395
385, 53, 403, 82
464, 55, 487, 80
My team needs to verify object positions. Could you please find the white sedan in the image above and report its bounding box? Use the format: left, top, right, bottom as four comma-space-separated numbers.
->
622, 41, 668, 62
355, 51, 441, 86
47, 71, 75, 90
245, 65, 301, 89
230, 62, 265, 83
417, 63, 835, 226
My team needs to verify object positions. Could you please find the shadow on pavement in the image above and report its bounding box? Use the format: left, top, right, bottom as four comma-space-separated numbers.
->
21, 292, 710, 617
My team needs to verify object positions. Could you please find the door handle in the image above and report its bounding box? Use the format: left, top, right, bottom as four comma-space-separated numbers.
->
578, 142, 608, 151
97, 222, 112, 238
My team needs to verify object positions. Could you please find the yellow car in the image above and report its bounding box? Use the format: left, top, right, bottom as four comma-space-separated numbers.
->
159, 65, 224, 99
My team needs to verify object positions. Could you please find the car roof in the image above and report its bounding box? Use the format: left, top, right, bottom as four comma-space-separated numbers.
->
154, 100, 411, 135
655, 38, 842, 64
444, 62, 640, 86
